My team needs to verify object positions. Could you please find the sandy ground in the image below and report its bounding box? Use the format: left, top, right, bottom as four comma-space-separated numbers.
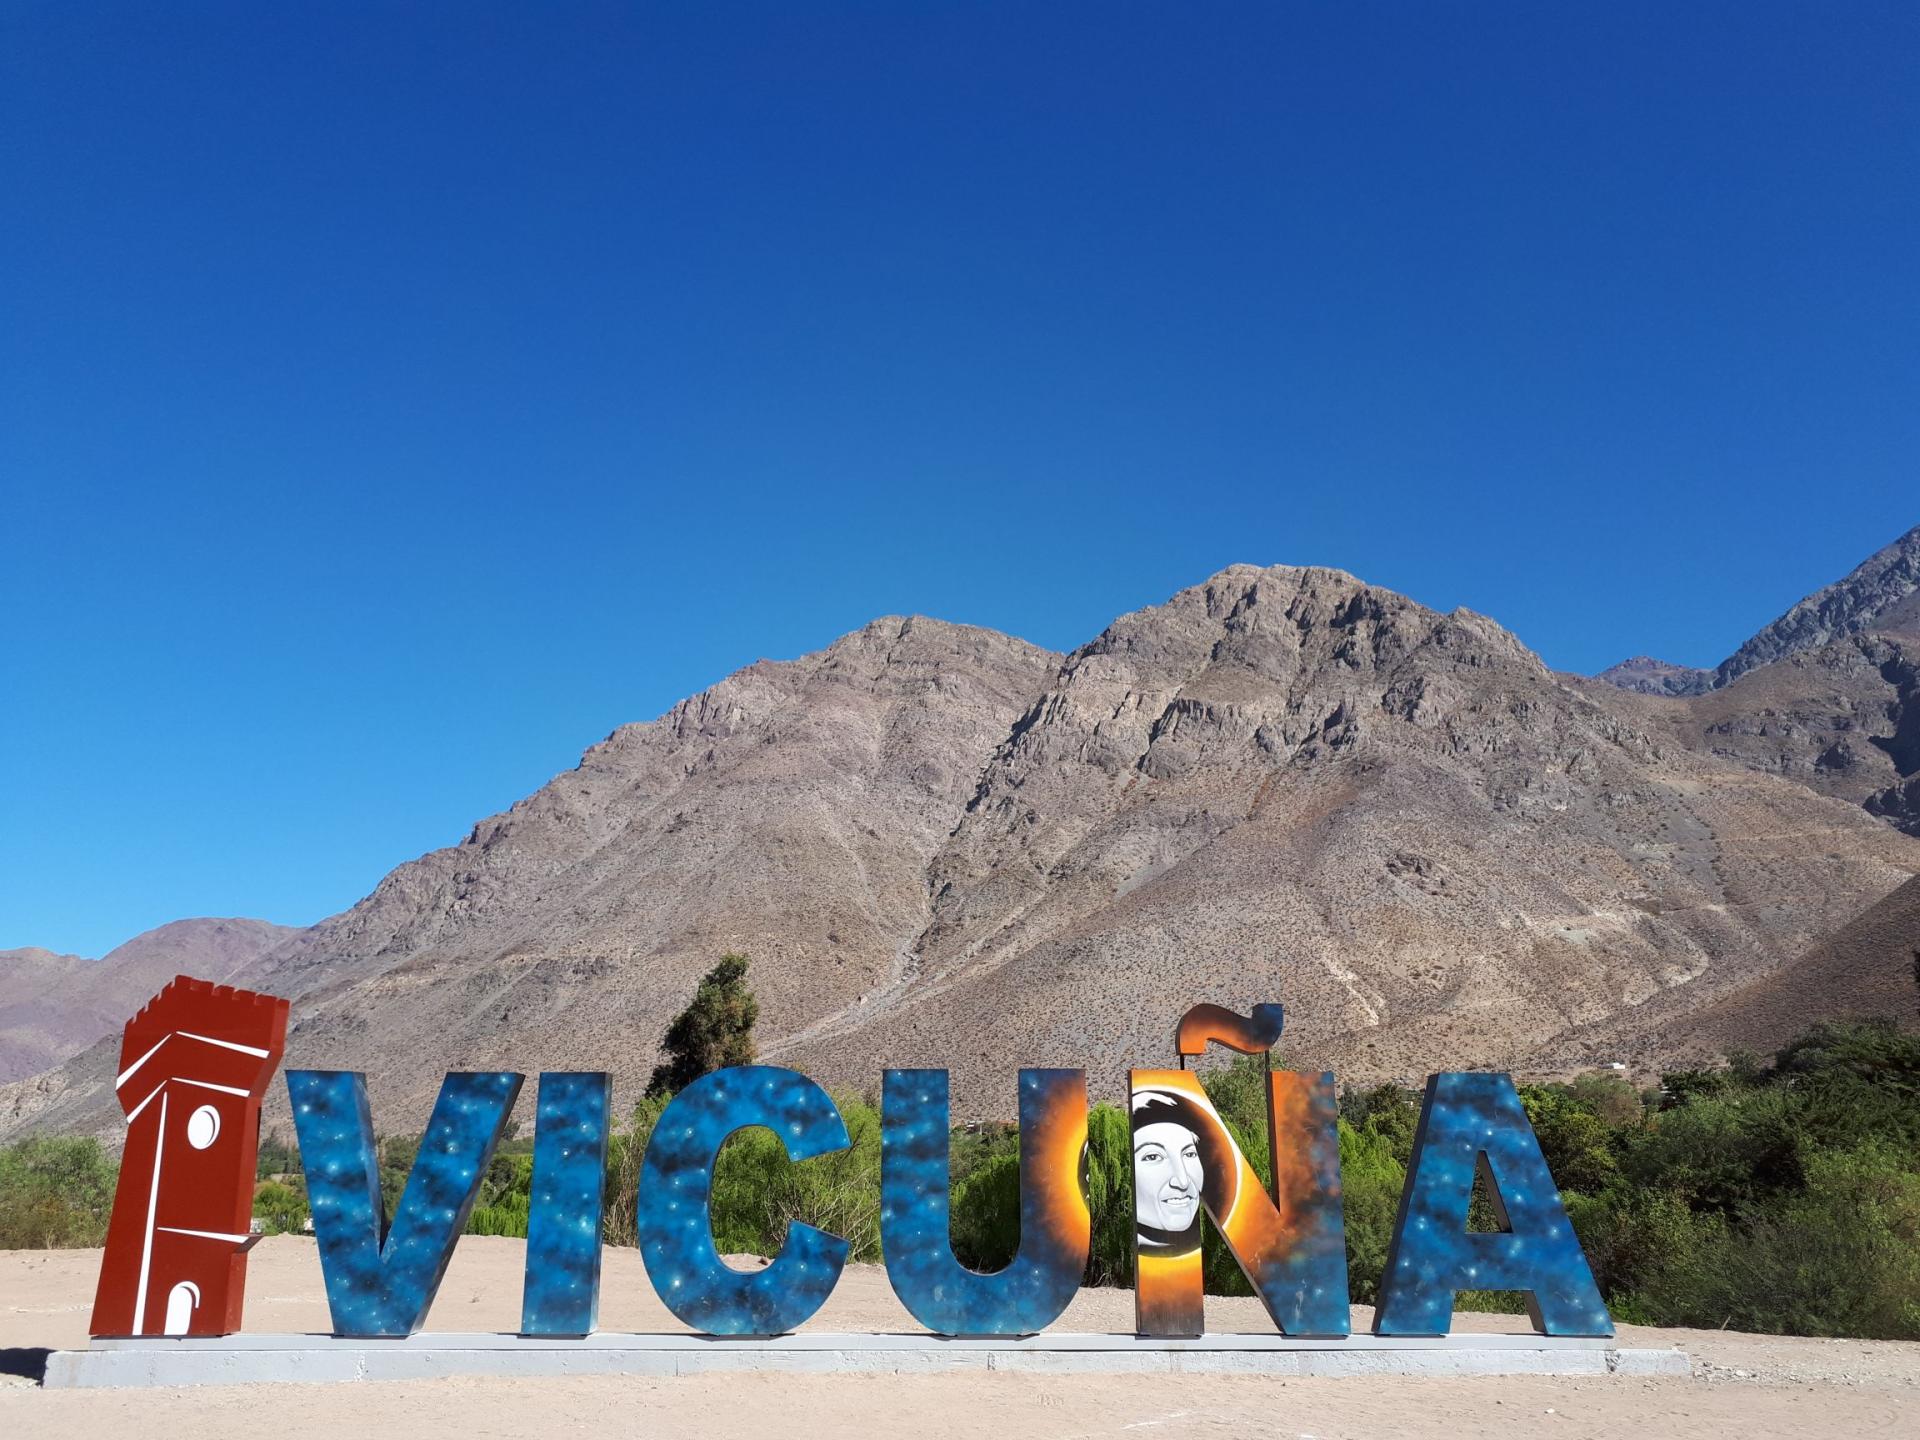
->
2, 1236, 1915, 1439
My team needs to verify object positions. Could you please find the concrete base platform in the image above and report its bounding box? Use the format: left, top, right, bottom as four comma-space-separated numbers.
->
47, 1332, 1692, 1387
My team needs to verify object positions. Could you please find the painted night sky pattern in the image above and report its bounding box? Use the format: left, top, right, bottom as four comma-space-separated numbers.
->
521, 1071, 612, 1336
288, 1069, 522, 1337
879, 1068, 1089, 1335
1374, 1072, 1613, 1337
637, 1065, 852, 1335
268, 1060, 1607, 1340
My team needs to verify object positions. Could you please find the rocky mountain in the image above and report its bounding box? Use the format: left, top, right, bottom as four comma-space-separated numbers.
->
10, 535, 1920, 1140
1598, 523, 1920, 694
6, 560, 1919, 1141
1657, 634, 1920, 835
0, 919, 300, 1083
0, 620, 1063, 1137
1594, 525, 1920, 838
777, 567, 1915, 1101
1715, 523, 1920, 686
0, 949, 87, 1081
1593, 657, 1713, 698
1579, 873, 1920, 1067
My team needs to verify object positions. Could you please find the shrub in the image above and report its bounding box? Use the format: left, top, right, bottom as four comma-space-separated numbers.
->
706, 1092, 882, 1262
604, 1092, 670, 1246
949, 1149, 1021, 1271
1624, 1142, 1920, 1339
1082, 1103, 1134, 1288
467, 1193, 532, 1237
0, 1137, 118, 1248
1337, 1119, 1405, 1305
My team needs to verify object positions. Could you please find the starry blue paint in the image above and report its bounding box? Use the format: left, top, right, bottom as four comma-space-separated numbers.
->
880, 1069, 1088, 1336
1373, 1072, 1613, 1337
1248, 1071, 1351, 1338
636, 1065, 850, 1335
521, 1071, 610, 1336
288, 1069, 524, 1338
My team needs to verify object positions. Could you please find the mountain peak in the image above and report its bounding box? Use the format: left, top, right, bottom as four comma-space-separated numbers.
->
8, 558, 1917, 1142
1597, 521, 1919, 696
1716, 523, 1920, 685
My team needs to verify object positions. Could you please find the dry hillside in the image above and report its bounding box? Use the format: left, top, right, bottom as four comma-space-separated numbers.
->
4, 548, 1919, 1135
0, 920, 298, 1083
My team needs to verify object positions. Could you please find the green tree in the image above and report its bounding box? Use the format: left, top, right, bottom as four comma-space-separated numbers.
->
1081, 1103, 1135, 1288
1338, 1119, 1407, 1305
252, 1179, 309, 1235
377, 1134, 421, 1221
1340, 1082, 1419, 1165
1770, 1018, 1920, 1097
707, 1092, 882, 1261
647, 953, 759, 1097
1519, 1084, 1625, 1195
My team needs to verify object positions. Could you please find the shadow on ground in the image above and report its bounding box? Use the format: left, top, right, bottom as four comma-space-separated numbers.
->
0, 1349, 50, 1385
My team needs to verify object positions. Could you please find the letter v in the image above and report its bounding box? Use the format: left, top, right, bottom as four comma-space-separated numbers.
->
288, 1070, 523, 1336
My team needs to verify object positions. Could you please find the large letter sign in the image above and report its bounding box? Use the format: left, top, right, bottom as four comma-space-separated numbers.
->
91, 980, 1613, 1349
521, 1071, 613, 1336
289, 1069, 523, 1337
1374, 1072, 1613, 1337
1130, 1003, 1348, 1337
637, 1065, 851, 1335
91, 977, 288, 1338
880, 1068, 1089, 1335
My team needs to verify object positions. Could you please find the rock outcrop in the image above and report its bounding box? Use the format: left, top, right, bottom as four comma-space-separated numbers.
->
1716, 523, 1920, 685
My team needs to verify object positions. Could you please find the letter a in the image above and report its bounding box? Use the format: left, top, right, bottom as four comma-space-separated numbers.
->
1373, 1072, 1612, 1337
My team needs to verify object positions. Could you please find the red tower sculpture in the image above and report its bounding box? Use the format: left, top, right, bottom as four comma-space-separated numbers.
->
89, 975, 290, 1338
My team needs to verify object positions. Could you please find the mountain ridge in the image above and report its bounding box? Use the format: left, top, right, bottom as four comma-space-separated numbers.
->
0, 919, 300, 1084
5, 549, 1919, 1138
1597, 522, 1920, 696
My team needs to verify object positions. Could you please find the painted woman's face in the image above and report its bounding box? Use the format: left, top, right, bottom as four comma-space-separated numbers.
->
1133, 1120, 1203, 1232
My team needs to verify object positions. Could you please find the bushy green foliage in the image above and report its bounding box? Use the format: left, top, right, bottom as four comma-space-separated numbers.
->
1082, 1103, 1134, 1288
0, 1136, 117, 1248
942, 1120, 1025, 1269
1194, 1055, 1271, 1298
256, 1128, 302, 1180
647, 953, 759, 1098
1340, 1081, 1419, 1155
1619, 1142, 1920, 1338
1336, 1118, 1406, 1305
707, 1092, 883, 1261
603, 1092, 669, 1247
1571, 1020, 1920, 1339
252, 1179, 308, 1235
377, 1134, 419, 1221
1521, 1084, 1628, 1195
1772, 1018, 1920, 1096
465, 1151, 535, 1236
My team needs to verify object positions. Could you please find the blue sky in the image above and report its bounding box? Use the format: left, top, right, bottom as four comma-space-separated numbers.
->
3, 3, 1914, 956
